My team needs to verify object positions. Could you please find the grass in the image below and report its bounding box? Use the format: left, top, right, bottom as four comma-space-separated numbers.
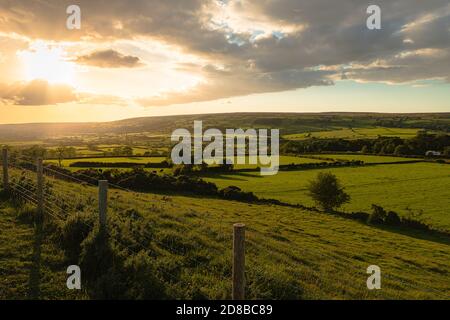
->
2, 168, 450, 299
0, 200, 86, 299
45, 157, 167, 167
303, 154, 420, 163
203, 162, 450, 231
205, 155, 330, 170
283, 127, 427, 140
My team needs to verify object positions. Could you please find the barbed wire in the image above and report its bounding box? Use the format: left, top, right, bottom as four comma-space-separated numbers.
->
6, 160, 221, 288
3, 157, 448, 299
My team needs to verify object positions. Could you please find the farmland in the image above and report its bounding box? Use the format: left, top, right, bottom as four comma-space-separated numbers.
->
203, 162, 450, 231
302, 154, 420, 163
44, 157, 167, 167
1, 173, 449, 299
283, 127, 427, 140
0, 112, 449, 300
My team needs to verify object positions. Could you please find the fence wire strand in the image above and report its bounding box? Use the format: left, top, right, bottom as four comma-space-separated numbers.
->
1, 154, 447, 299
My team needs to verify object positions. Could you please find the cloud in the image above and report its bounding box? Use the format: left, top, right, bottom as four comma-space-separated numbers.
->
76, 49, 143, 68
0, 0, 449, 106
0, 79, 77, 105
138, 64, 333, 106
0, 79, 128, 106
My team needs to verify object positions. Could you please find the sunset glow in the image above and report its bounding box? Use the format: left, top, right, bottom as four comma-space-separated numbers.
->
18, 42, 76, 85
0, 0, 448, 124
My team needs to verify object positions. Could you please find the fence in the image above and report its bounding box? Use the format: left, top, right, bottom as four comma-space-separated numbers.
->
1, 147, 249, 299
0, 147, 447, 300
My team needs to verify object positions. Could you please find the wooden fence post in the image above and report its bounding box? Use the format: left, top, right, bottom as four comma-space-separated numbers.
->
2, 148, 8, 191
98, 180, 108, 230
232, 223, 246, 300
36, 158, 44, 218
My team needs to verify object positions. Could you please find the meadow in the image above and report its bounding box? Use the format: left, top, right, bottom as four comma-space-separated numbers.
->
44, 155, 331, 170
1, 112, 448, 300
283, 127, 429, 140
302, 154, 420, 163
45, 157, 167, 167
1, 171, 449, 299
203, 162, 450, 231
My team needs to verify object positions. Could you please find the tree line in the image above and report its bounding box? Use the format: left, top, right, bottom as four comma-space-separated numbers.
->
281, 132, 450, 157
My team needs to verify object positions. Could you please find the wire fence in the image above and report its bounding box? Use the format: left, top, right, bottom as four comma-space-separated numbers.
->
0, 149, 448, 299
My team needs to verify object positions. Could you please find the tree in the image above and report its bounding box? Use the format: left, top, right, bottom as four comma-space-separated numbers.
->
361, 145, 370, 154
394, 144, 409, 156
443, 146, 450, 157
56, 146, 66, 167
307, 172, 350, 211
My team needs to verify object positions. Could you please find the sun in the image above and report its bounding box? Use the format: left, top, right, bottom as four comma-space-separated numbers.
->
18, 42, 76, 85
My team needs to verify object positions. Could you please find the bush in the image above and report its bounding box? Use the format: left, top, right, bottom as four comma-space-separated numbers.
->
368, 205, 401, 226
307, 172, 350, 211
367, 204, 387, 224
348, 211, 370, 221
121, 251, 167, 299
79, 228, 116, 286
89, 251, 167, 300
79, 224, 168, 299
60, 212, 95, 262
220, 186, 258, 202
385, 211, 401, 226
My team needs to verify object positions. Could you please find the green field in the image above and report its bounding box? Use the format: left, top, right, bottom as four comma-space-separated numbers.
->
45, 157, 167, 167
284, 127, 426, 140
206, 155, 330, 169
203, 162, 450, 231
1, 112, 449, 299
1, 173, 449, 299
304, 154, 420, 163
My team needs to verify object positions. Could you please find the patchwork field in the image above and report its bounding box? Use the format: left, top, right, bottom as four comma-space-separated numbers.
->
303, 154, 420, 163
45, 157, 167, 167
203, 162, 450, 231
209, 155, 331, 169
283, 127, 427, 140
1, 113, 449, 300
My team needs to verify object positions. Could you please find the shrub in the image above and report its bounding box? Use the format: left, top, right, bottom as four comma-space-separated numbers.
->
79, 225, 167, 299
220, 186, 258, 202
121, 251, 167, 299
385, 211, 401, 226
79, 228, 116, 286
367, 204, 387, 224
307, 172, 350, 211
89, 251, 167, 300
60, 211, 95, 262
348, 211, 370, 221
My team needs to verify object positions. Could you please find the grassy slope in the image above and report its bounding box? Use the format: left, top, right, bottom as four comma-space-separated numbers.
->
63, 184, 450, 299
2, 171, 449, 299
203, 162, 450, 231
45, 157, 167, 167
0, 201, 86, 300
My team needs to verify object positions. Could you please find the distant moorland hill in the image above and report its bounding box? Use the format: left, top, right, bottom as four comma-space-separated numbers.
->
0, 112, 449, 141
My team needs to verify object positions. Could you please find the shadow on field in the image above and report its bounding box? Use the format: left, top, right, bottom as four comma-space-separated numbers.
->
331, 210, 450, 246
375, 224, 450, 246
202, 172, 264, 181
27, 223, 42, 300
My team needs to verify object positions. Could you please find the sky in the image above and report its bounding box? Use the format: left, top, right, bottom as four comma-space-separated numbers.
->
0, 0, 449, 124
